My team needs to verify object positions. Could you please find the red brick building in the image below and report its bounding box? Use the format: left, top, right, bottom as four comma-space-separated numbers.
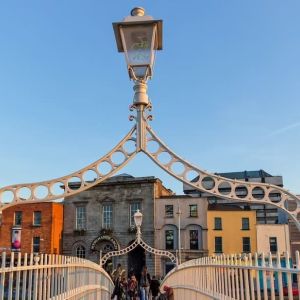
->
0, 202, 63, 254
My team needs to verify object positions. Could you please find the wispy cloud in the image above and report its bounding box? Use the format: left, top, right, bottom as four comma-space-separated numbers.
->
269, 121, 300, 137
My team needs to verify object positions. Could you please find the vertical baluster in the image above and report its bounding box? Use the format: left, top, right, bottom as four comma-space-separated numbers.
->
42, 255, 47, 300
8, 251, 14, 300
248, 253, 255, 300
226, 255, 232, 299
219, 255, 224, 296
27, 253, 34, 300
244, 256, 250, 300
47, 255, 52, 300
234, 254, 240, 300
38, 254, 43, 300
261, 253, 268, 300
239, 254, 245, 300
230, 255, 236, 299
268, 252, 275, 300
15, 252, 21, 300
222, 255, 227, 297
254, 253, 261, 300
276, 252, 284, 300
50, 255, 55, 299
296, 251, 300, 300
32, 254, 40, 300
0, 252, 6, 300
21, 253, 28, 300
285, 252, 293, 300
57, 256, 61, 300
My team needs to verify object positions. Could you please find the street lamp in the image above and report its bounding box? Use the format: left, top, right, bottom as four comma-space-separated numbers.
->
134, 209, 143, 241
113, 7, 162, 81
113, 8, 163, 151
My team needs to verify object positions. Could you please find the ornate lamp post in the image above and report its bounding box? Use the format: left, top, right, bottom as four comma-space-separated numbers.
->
113, 7, 162, 151
134, 209, 143, 242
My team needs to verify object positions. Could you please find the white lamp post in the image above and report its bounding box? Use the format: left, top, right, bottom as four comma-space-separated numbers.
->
113, 7, 163, 152
134, 209, 143, 242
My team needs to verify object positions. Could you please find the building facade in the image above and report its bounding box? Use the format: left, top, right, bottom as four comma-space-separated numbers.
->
0, 202, 63, 254
256, 224, 290, 255
154, 195, 208, 274
207, 204, 257, 256
62, 174, 172, 278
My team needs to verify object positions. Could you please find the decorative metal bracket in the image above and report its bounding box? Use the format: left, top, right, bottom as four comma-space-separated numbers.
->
100, 236, 177, 267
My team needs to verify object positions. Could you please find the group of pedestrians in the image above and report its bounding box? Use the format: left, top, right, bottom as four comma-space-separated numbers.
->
110, 265, 167, 300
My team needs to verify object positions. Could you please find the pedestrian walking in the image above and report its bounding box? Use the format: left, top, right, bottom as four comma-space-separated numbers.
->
127, 275, 138, 300
139, 266, 151, 300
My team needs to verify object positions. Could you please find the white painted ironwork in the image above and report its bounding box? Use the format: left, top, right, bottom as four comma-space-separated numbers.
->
0, 251, 114, 300
162, 251, 300, 300
0, 127, 137, 210
143, 125, 300, 230
100, 210, 176, 266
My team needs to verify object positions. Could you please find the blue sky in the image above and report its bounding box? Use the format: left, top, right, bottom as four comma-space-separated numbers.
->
0, 1, 299, 196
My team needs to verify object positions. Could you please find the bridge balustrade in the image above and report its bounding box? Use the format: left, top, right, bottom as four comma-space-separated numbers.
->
0, 251, 113, 300
162, 251, 300, 300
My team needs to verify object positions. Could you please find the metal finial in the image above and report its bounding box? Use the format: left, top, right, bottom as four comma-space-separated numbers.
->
131, 7, 145, 16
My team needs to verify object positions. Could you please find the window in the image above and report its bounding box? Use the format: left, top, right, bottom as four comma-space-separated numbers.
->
165, 230, 174, 250
189, 205, 198, 217
33, 211, 41, 226
14, 211, 22, 226
269, 237, 278, 253
129, 203, 141, 227
214, 217, 222, 230
215, 237, 222, 253
76, 245, 86, 258
102, 204, 112, 229
242, 237, 251, 253
242, 218, 249, 230
165, 205, 174, 218
32, 237, 40, 253
190, 230, 199, 250
76, 206, 86, 230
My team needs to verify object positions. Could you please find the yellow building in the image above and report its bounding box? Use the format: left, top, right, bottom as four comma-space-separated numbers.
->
207, 204, 257, 256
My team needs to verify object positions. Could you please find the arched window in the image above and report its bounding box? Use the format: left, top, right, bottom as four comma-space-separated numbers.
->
76, 245, 86, 258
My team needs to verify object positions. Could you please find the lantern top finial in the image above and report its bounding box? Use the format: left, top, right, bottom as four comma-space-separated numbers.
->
131, 7, 145, 17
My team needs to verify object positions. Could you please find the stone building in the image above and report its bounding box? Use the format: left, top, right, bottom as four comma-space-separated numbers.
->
62, 174, 172, 278
0, 202, 63, 254
154, 195, 208, 274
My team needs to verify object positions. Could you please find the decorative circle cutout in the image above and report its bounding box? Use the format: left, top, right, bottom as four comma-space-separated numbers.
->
235, 185, 248, 198
68, 177, 82, 190
123, 140, 136, 154
202, 177, 215, 190
284, 199, 297, 212
97, 162, 112, 175
171, 162, 185, 175
147, 140, 160, 154
111, 151, 126, 165
158, 152, 172, 165
34, 185, 49, 199
17, 187, 31, 200
83, 170, 98, 183
51, 182, 65, 196
268, 189, 282, 203
186, 170, 199, 182
252, 187, 265, 200
1, 190, 14, 203
218, 182, 231, 195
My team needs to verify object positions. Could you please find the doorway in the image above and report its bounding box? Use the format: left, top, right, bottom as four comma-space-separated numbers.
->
128, 243, 146, 282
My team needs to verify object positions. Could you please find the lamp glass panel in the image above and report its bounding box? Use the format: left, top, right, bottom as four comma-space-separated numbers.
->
121, 24, 156, 78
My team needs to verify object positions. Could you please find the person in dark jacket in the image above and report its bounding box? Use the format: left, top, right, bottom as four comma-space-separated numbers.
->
150, 275, 160, 299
